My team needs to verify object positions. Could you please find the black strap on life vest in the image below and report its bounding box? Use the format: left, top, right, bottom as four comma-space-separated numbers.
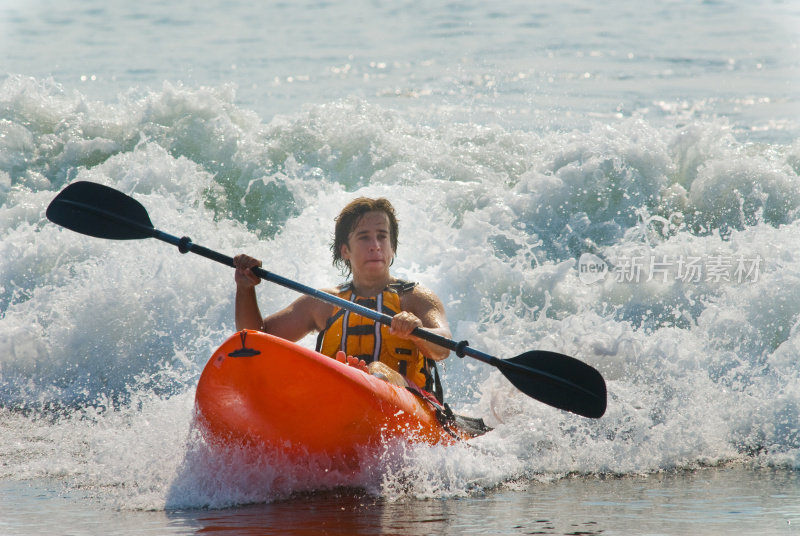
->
315, 308, 346, 353
426, 358, 444, 404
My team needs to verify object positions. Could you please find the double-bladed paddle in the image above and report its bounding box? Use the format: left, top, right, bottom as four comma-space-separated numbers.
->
46, 181, 607, 418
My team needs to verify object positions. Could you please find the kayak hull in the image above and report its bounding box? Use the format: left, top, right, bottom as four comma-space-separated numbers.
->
194, 330, 459, 465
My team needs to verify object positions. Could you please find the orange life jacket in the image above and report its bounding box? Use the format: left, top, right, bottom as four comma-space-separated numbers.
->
316, 281, 430, 389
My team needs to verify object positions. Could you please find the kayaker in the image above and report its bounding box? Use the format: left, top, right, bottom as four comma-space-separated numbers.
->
233, 197, 452, 390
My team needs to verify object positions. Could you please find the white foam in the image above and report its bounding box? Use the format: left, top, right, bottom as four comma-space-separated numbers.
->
2, 80, 800, 509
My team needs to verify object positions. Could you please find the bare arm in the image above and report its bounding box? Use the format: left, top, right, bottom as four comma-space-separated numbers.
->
395, 285, 452, 361
234, 254, 266, 331
233, 253, 339, 342
262, 294, 332, 342
235, 285, 266, 331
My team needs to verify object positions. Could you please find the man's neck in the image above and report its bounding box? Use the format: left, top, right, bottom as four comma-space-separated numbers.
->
350, 274, 393, 297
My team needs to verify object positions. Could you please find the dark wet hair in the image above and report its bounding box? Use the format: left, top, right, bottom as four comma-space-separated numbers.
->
332, 197, 399, 277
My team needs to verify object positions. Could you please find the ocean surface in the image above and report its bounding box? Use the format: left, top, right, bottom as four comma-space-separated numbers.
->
2, 0, 800, 534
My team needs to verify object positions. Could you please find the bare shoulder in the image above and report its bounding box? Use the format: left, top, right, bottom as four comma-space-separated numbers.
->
400, 283, 447, 320
404, 283, 444, 305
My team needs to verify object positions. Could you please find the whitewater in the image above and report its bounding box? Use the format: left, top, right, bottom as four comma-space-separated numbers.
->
2, 0, 800, 533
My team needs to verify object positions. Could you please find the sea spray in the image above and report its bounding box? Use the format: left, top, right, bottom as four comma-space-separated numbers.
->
2, 80, 800, 509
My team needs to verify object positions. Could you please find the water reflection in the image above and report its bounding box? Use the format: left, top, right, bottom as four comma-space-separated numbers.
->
167, 486, 606, 536
167, 468, 800, 535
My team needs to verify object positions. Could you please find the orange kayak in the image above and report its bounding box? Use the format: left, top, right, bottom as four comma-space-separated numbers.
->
194, 330, 485, 468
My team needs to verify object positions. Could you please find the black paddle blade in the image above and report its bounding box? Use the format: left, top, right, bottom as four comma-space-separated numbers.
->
46, 181, 155, 240
498, 351, 607, 418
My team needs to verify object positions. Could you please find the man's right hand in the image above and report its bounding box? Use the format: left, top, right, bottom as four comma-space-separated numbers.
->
233, 254, 262, 288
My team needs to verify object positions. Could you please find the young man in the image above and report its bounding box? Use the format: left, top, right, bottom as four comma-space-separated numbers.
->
233, 197, 451, 388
